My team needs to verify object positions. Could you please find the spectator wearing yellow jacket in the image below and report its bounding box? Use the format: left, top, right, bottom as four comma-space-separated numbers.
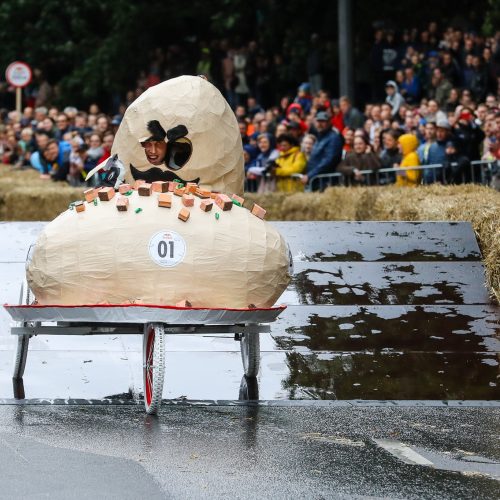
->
274, 133, 307, 192
396, 133, 421, 186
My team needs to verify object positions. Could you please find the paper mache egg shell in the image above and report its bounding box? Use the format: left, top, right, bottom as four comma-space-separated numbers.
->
112, 75, 245, 196
27, 192, 291, 307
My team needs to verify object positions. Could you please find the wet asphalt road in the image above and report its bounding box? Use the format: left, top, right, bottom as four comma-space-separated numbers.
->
0, 221, 499, 498
0, 404, 499, 499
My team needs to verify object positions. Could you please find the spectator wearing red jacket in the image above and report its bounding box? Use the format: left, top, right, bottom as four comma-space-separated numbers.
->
331, 99, 345, 133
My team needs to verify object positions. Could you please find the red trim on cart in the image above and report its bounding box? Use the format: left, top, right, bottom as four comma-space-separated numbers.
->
4, 303, 287, 312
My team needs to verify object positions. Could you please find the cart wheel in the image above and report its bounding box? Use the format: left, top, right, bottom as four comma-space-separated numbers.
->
238, 375, 259, 400
13, 280, 32, 381
240, 331, 260, 378
143, 323, 165, 415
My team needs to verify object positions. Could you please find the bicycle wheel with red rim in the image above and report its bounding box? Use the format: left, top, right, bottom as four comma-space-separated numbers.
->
143, 323, 165, 414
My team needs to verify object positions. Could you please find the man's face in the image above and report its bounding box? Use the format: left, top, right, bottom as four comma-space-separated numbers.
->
436, 127, 448, 141
75, 115, 86, 128
42, 118, 53, 132
381, 104, 392, 120
103, 134, 114, 150
425, 124, 436, 141
56, 115, 68, 131
35, 111, 46, 122
316, 119, 328, 132
486, 96, 497, 108
339, 100, 349, 114
239, 122, 247, 138
44, 143, 59, 162
371, 106, 381, 121
383, 133, 396, 150
141, 140, 167, 165
477, 106, 487, 121
278, 140, 291, 153
96, 117, 108, 132
353, 137, 366, 154
258, 137, 270, 152
36, 134, 49, 150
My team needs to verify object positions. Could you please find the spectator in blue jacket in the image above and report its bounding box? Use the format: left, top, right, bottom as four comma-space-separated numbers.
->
301, 111, 344, 188
39, 139, 71, 181
400, 67, 421, 104
418, 119, 448, 183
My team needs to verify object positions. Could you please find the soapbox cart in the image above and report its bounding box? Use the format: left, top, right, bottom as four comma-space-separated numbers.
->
5, 279, 285, 414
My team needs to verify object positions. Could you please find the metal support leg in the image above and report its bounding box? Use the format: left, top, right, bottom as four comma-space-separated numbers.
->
13, 279, 31, 384
13, 334, 29, 380
240, 331, 260, 378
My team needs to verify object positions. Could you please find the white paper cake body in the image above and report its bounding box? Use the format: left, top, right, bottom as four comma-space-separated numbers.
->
27, 192, 291, 307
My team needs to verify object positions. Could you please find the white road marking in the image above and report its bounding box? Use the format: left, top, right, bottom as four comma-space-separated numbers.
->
373, 439, 434, 466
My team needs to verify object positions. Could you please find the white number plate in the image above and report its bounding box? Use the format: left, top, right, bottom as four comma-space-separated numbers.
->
148, 230, 186, 268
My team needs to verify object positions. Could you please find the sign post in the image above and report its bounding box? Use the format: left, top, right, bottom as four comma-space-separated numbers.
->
5, 61, 32, 114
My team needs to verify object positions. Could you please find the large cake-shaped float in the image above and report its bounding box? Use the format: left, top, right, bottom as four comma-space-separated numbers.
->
27, 76, 291, 308
112, 75, 244, 195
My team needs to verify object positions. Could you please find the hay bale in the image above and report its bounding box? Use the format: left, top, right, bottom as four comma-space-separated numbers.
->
246, 187, 370, 220
354, 186, 382, 220
2, 185, 84, 220
243, 192, 288, 220
0, 165, 84, 220
370, 185, 500, 303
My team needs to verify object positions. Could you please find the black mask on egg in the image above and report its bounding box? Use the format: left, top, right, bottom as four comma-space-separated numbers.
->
134, 121, 194, 182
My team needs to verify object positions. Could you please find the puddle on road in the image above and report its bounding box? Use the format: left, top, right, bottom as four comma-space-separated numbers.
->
307, 249, 480, 262
287, 262, 489, 305
274, 305, 500, 353
272, 305, 500, 400
282, 351, 499, 400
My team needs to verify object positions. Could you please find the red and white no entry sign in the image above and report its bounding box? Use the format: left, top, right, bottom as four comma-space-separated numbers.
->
5, 61, 32, 88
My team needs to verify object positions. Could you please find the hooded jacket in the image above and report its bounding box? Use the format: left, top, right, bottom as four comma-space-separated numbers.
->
396, 134, 421, 186
385, 80, 405, 117
274, 145, 307, 192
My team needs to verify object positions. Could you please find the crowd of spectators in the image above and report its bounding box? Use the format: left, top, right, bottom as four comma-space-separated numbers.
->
237, 24, 500, 191
0, 22, 499, 191
0, 104, 121, 185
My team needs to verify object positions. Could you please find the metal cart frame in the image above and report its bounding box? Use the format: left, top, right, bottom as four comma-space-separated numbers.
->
6, 280, 283, 414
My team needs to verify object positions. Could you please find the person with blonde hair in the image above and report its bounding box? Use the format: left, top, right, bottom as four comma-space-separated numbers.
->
301, 133, 317, 159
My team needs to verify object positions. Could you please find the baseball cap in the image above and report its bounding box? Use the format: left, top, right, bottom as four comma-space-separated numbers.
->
436, 118, 451, 130
316, 111, 329, 121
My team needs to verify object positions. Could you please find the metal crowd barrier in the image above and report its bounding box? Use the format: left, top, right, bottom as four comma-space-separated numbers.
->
304, 160, 497, 192
242, 160, 497, 193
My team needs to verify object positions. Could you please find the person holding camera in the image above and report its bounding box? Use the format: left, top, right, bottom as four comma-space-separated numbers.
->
245, 133, 279, 192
